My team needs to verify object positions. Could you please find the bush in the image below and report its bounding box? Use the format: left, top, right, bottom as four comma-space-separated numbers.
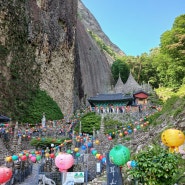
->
30, 137, 71, 149
74, 112, 101, 134
128, 145, 182, 185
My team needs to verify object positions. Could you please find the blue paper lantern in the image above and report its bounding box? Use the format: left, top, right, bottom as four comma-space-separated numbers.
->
81, 145, 86, 150
131, 160, 137, 168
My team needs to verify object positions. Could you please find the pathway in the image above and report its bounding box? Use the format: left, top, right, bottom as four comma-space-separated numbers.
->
19, 163, 39, 185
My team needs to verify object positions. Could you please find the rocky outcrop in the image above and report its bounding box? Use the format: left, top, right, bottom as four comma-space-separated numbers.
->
78, 0, 125, 60
0, 0, 122, 117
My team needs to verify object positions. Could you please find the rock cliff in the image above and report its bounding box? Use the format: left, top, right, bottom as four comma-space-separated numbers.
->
0, 0, 123, 118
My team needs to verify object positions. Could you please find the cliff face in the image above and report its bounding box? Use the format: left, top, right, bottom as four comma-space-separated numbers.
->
76, 19, 114, 101
0, 0, 121, 117
26, 0, 77, 115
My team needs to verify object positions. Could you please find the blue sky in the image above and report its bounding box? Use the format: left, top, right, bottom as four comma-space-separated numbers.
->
81, 0, 185, 56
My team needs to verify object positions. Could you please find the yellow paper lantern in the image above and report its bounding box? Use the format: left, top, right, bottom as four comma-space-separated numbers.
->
96, 153, 101, 159
119, 133, 123, 137
45, 153, 50, 158
74, 148, 79, 152
95, 140, 100, 145
161, 129, 185, 153
5, 156, 12, 162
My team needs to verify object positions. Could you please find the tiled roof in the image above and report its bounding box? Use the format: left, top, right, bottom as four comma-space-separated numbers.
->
88, 93, 133, 101
133, 90, 149, 96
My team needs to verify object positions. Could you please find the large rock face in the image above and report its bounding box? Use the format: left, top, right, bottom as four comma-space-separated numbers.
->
26, 0, 77, 115
76, 19, 114, 104
0, 0, 123, 117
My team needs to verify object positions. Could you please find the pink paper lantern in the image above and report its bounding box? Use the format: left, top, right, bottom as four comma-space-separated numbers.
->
55, 153, 74, 172
30, 156, 36, 163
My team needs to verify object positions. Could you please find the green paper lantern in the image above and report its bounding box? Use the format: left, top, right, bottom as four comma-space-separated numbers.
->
109, 144, 130, 166
92, 150, 97, 156
36, 155, 41, 161
67, 149, 72, 154
75, 152, 80, 157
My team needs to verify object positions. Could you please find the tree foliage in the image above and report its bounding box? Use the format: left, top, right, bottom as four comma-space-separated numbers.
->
110, 14, 185, 90
111, 58, 130, 84
22, 90, 63, 124
74, 112, 101, 134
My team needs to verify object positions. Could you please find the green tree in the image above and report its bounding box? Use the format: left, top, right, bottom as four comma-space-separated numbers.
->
160, 14, 185, 88
74, 112, 101, 134
111, 58, 130, 84
23, 90, 63, 124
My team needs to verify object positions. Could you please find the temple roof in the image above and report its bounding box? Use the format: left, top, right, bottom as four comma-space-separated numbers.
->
123, 72, 142, 94
88, 93, 133, 102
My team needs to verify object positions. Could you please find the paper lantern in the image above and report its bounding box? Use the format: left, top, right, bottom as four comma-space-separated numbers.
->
75, 152, 80, 157
55, 153, 74, 172
124, 131, 128, 135
96, 153, 101, 159
74, 148, 79, 152
0, 166, 12, 183
161, 129, 185, 153
95, 140, 100, 145
127, 161, 131, 169
119, 133, 123, 137
101, 157, 106, 164
21, 155, 27, 161
36, 155, 41, 161
67, 149, 72, 154
91, 150, 97, 156
109, 144, 130, 166
98, 155, 103, 160
131, 160, 137, 168
87, 142, 92, 147
45, 153, 50, 158
5, 156, 12, 162
108, 136, 112, 140
30, 156, 36, 163
81, 145, 86, 150
12, 155, 18, 161
50, 153, 55, 158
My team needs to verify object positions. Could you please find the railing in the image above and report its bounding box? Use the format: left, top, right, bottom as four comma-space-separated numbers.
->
5, 163, 33, 185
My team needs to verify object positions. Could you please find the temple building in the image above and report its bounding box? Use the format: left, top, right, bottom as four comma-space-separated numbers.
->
88, 93, 133, 113
88, 72, 150, 113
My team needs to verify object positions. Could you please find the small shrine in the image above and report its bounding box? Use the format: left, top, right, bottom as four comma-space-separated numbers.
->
133, 90, 149, 105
